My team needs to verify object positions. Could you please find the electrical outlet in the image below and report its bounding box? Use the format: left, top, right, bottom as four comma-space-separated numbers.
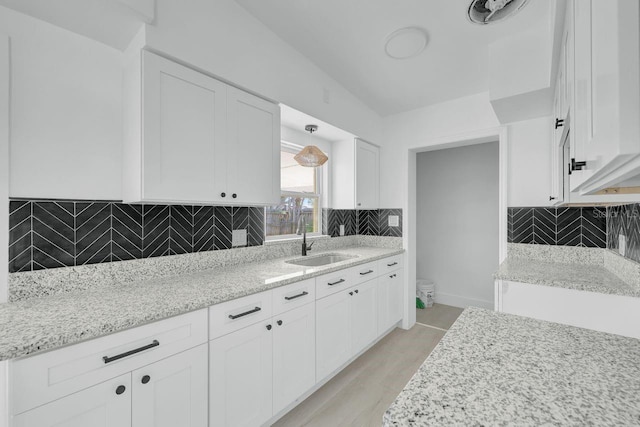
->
232, 229, 247, 247
340, 225, 345, 236
388, 215, 399, 227
619, 234, 626, 257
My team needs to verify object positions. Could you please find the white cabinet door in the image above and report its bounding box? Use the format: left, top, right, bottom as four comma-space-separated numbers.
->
377, 270, 403, 336
209, 321, 273, 427
226, 87, 280, 205
316, 289, 351, 381
350, 279, 378, 355
132, 344, 208, 427
576, 0, 640, 192
142, 51, 227, 203
12, 374, 132, 427
272, 303, 316, 414
355, 139, 379, 210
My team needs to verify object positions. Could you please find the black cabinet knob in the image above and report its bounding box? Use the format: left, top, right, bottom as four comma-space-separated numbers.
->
549, 196, 556, 201
266, 324, 272, 330
354, 290, 359, 294
277, 320, 283, 326
141, 375, 150, 384
221, 192, 226, 198
349, 292, 354, 296
116, 385, 126, 395
232, 193, 237, 199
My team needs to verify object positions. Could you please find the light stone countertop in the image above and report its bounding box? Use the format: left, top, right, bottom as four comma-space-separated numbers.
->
494, 257, 640, 298
383, 307, 640, 426
0, 246, 403, 361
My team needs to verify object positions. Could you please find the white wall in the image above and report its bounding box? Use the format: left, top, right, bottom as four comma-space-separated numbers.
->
144, 0, 382, 144
1, 6, 123, 200
417, 142, 499, 309
381, 92, 552, 208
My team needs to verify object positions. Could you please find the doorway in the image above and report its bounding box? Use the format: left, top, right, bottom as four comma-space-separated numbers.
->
416, 142, 499, 309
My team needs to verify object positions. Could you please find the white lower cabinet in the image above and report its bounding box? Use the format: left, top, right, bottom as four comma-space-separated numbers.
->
377, 269, 404, 335
12, 344, 208, 427
315, 288, 352, 382
316, 278, 379, 382
209, 320, 273, 427
350, 279, 378, 355
133, 344, 208, 427
272, 303, 316, 415
12, 374, 132, 427
209, 300, 316, 426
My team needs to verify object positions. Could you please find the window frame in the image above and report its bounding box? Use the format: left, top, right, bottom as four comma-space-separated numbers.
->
265, 141, 323, 241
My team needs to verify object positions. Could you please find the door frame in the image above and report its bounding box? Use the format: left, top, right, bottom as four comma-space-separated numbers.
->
401, 127, 508, 329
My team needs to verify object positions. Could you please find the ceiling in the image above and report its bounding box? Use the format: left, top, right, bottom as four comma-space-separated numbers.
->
0, 0, 149, 50
281, 104, 355, 143
235, 0, 553, 116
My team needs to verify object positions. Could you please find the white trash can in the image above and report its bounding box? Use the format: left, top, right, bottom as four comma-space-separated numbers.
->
417, 279, 435, 308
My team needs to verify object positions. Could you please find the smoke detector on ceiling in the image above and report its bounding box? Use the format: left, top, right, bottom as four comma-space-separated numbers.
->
467, 0, 531, 25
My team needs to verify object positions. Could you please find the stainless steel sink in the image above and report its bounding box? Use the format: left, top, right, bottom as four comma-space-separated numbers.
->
286, 253, 357, 267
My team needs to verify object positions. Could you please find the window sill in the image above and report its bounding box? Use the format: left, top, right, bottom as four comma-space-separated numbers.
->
264, 234, 331, 245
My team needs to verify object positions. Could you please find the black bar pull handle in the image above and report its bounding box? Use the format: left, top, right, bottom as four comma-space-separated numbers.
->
229, 306, 261, 320
285, 291, 309, 301
387, 262, 398, 267
328, 279, 345, 286
360, 270, 374, 276
103, 340, 159, 364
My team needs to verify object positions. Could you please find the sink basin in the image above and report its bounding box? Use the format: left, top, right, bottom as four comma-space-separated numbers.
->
286, 253, 357, 267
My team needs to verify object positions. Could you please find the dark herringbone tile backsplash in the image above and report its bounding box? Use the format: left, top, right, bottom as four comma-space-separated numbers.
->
8, 200, 265, 273
508, 207, 606, 248
9, 200, 404, 273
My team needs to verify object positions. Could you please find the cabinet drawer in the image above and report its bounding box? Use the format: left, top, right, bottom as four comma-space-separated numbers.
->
272, 279, 315, 315
209, 290, 273, 340
352, 261, 378, 285
378, 254, 403, 274
316, 268, 356, 299
11, 309, 207, 416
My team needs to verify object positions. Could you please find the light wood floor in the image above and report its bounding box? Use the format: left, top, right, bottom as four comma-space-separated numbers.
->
415, 303, 465, 330
273, 304, 463, 427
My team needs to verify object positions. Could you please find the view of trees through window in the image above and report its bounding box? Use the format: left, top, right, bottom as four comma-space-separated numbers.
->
266, 144, 321, 238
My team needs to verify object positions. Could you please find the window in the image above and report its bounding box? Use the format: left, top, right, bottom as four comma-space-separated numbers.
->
266, 142, 322, 239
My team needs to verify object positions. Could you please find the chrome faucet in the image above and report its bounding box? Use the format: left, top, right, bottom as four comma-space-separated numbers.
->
296, 214, 314, 256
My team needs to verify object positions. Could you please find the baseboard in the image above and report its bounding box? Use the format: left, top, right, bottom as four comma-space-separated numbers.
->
434, 292, 493, 309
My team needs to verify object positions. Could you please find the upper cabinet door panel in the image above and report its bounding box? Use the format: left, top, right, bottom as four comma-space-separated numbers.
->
226, 88, 280, 205
355, 139, 379, 210
142, 51, 227, 202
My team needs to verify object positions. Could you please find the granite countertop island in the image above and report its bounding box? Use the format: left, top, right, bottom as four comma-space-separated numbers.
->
384, 307, 640, 426
0, 245, 403, 361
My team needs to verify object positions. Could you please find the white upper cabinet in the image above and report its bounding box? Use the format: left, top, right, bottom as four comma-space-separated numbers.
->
124, 50, 280, 205
141, 52, 227, 203
570, 0, 640, 194
355, 139, 380, 210
332, 138, 380, 210
551, 0, 640, 200
227, 87, 281, 205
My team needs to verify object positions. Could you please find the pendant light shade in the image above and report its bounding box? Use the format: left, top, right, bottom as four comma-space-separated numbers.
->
294, 124, 329, 167
294, 145, 329, 167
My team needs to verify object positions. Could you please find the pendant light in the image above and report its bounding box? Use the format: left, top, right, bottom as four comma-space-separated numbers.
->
294, 124, 328, 167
